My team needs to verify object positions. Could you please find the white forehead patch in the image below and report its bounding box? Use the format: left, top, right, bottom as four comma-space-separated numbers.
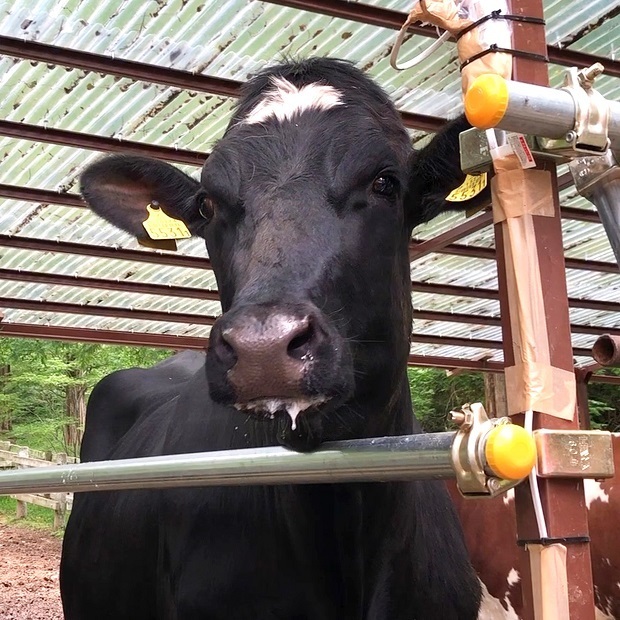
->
242, 77, 343, 125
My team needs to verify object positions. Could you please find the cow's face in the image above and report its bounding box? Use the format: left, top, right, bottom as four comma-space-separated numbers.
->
80, 59, 482, 450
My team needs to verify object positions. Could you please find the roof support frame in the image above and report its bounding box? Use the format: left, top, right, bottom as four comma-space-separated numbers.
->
0, 120, 208, 166
0, 267, 616, 335
0, 36, 443, 132
265, 0, 620, 79
2, 322, 617, 384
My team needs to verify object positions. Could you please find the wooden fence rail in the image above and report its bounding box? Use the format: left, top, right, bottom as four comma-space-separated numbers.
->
0, 440, 77, 529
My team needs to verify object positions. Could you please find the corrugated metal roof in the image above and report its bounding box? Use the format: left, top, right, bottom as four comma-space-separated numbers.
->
0, 0, 618, 369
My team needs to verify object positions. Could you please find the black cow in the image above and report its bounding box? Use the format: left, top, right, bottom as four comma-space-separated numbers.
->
61, 58, 487, 620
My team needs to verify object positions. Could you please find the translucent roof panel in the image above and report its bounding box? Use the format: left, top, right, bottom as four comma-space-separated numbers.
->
0, 0, 618, 373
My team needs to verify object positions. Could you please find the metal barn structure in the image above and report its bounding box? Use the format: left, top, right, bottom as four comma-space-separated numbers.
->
0, 1, 619, 619
0, 0, 617, 376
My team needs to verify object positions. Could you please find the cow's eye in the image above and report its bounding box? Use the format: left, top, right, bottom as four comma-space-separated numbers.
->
199, 197, 215, 220
371, 175, 397, 197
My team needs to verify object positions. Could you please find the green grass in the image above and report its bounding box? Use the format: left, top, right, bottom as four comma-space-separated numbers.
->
0, 495, 62, 533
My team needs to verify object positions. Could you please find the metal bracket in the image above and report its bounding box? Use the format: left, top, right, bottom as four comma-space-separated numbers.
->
568, 149, 620, 196
535, 429, 615, 478
451, 403, 522, 498
540, 63, 610, 155
459, 128, 566, 176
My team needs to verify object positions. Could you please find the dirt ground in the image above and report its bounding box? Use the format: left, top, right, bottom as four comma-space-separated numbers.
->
0, 523, 63, 620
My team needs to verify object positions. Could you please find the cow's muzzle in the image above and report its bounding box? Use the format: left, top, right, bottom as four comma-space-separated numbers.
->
206, 303, 352, 431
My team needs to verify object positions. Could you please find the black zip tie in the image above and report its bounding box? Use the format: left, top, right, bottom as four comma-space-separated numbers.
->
460, 44, 548, 71
455, 9, 546, 41
517, 536, 591, 547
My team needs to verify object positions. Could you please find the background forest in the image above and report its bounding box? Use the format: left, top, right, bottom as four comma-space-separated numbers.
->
0, 338, 618, 457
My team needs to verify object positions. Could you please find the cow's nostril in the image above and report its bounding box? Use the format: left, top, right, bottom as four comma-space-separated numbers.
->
287, 322, 315, 360
214, 328, 238, 367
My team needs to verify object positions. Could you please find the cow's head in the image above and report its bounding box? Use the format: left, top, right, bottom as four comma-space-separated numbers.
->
80, 58, 485, 450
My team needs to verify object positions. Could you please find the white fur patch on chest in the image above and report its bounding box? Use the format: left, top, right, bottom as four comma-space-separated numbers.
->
242, 77, 343, 125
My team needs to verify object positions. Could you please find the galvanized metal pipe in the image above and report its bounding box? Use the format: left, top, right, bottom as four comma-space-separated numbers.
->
466, 77, 620, 151
0, 433, 456, 495
570, 150, 620, 268
589, 179, 620, 267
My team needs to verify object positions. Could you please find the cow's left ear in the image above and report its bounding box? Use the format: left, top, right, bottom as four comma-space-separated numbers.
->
80, 154, 204, 238
405, 115, 491, 228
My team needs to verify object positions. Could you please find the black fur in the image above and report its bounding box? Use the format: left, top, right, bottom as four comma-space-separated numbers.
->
61, 58, 484, 619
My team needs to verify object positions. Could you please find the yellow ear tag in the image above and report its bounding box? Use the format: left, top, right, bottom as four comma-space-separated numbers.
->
142, 203, 191, 240
446, 173, 488, 203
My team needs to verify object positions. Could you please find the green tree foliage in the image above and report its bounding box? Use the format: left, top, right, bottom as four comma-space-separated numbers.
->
409, 366, 620, 433
588, 369, 620, 432
408, 367, 485, 432
0, 338, 171, 453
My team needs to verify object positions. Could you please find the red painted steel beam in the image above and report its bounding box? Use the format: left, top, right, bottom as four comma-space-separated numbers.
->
0, 185, 84, 208
266, 0, 620, 79
409, 211, 494, 260
0, 36, 241, 98
1, 186, 610, 273
1, 269, 614, 337
0, 234, 211, 270
0, 120, 208, 167
411, 281, 620, 313
408, 175, 592, 260
0, 297, 218, 326
0, 269, 218, 302
407, 353, 504, 371
410, 332, 592, 358
409, 239, 617, 273
1, 320, 617, 384
0, 233, 615, 311
499, 2, 594, 616
0, 322, 207, 350
414, 309, 620, 337
0, 35, 443, 132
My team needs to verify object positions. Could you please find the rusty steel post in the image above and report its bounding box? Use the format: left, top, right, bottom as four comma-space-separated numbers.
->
493, 2, 596, 618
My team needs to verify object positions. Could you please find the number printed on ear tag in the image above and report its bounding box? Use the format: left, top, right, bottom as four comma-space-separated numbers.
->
446, 173, 488, 202
142, 204, 191, 240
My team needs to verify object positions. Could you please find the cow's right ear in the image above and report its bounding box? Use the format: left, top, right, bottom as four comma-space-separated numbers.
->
80, 155, 204, 238
405, 116, 491, 228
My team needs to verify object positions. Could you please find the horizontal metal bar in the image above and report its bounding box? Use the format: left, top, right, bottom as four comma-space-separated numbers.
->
0, 322, 207, 349
267, 0, 620, 80
2, 269, 614, 334
408, 353, 504, 372
0, 184, 84, 208
0, 433, 456, 494
0, 268, 218, 301
412, 280, 620, 313
409, 211, 494, 260
409, 239, 618, 273
411, 332, 592, 358
1, 183, 593, 224
0, 234, 212, 270
414, 309, 620, 337
0, 297, 219, 326
0, 35, 242, 98
488, 80, 620, 151
0, 120, 208, 167
0, 36, 443, 133
1, 321, 618, 383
